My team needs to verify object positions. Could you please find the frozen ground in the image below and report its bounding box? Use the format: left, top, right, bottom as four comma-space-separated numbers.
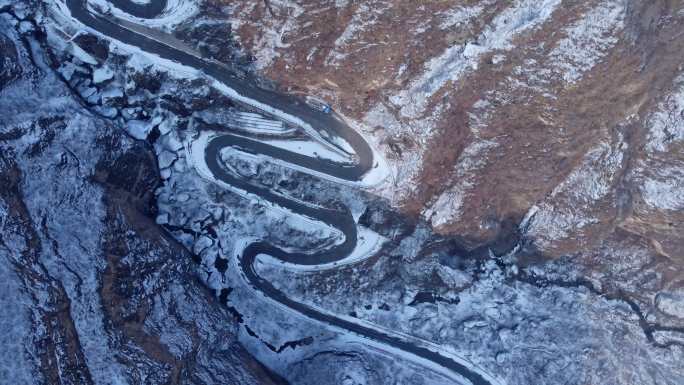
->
2, 1, 683, 384
89, 0, 198, 31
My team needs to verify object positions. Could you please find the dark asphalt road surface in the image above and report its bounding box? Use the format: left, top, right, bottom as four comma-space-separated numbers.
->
67, 2, 492, 384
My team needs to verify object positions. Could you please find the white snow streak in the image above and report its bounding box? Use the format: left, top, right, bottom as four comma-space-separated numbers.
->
549, 1, 625, 84
391, 0, 562, 118
646, 74, 684, 152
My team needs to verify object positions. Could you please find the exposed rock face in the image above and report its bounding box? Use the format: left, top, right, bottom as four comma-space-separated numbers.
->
225, 0, 684, 254
0, 6, 282, 385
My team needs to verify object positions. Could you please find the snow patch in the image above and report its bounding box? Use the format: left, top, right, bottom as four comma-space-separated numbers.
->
195, 108, 294, 135
549, 1, 625, 84
423, 138, 497, 228
646, 74, 684, 152
655, 290, 684, 319
640, 165, 684, 211
92, 66, 114, 83
391, 0, 562, 118
233, 0, 304, 69
438, 4, 486, 30
88, 0, 198, 32
261, 138, 352, 163
125, 116, 161, 140
325, 2, 389, 65
528, 136, 626, 246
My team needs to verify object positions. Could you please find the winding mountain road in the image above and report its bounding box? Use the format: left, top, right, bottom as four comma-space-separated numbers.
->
65, 1, 495, 384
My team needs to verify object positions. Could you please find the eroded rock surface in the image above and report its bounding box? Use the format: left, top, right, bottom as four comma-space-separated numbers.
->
0, 6, 283, 385
1, 1, 683, 385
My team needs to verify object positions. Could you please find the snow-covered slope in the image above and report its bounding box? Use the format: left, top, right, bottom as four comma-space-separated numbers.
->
2, 0, 683, 384
0, 4, 284, 384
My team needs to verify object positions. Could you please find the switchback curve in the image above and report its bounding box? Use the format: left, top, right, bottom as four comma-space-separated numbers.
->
65, 1, 496, 384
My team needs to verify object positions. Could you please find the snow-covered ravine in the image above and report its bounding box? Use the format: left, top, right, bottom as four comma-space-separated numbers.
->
60, 1, 500, 384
